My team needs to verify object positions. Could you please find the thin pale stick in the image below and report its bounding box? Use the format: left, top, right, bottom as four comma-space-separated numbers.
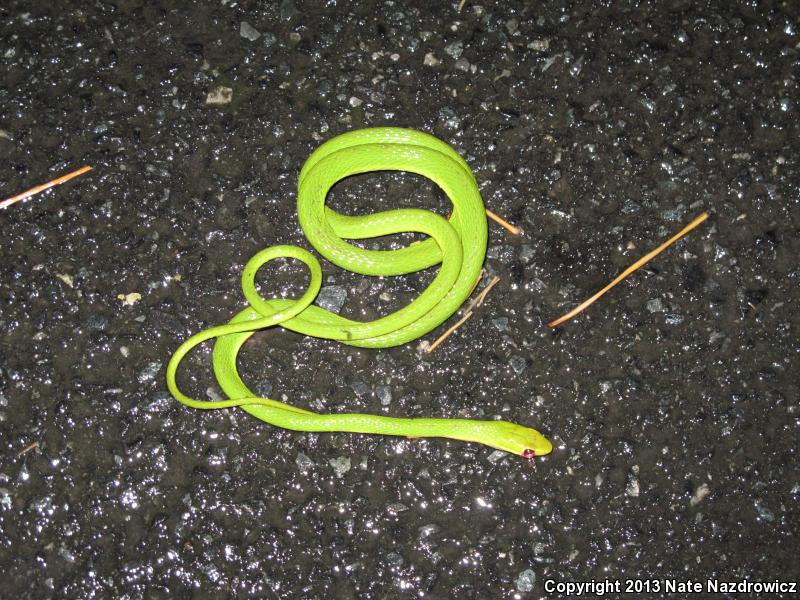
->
426, 275, 501, 352
548, 212, 710, 328
16, 441, 39, 458
0, 165, 93, 210
485, 208, 521, 235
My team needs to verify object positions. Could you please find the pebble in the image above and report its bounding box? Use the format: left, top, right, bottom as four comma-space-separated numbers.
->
516, 569, 536, 592
239, 21, 261, 41
646, 298, 665, 313
454, 58, 471, 72
444, 41, 463, 59
0, 487, 11, 511
509, 355, 527, 374
351, 382, 370, 397
137, 362, 162, 384
146, 392, 173, 414
665, 313, 684, 325
262, 32, 277, 47
423, 52, 440, 67
279, 0, 299, 20
690, 483, 710, 506
255, 379, 273, 397
418, 523, 441, 539
626, 471, 640, 497
386, 552, 404, 567
528, 39, 549, 51
206, 86, 233, 105
329, 456, 351, 478
86, 314, 109, 331
296, 452, 314, 472
487, 450, 506, 463
117, 292, 142, 306
492, 317, 509, 332
438, 107, 461, 129
519, 245, 536, 264
754, 500, 775, 522
316, 286, 347, 313
376, 385, 392, 406
56, 273, 74, 288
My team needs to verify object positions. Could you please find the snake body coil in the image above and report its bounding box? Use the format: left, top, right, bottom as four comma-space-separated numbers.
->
166, 128, 551, 457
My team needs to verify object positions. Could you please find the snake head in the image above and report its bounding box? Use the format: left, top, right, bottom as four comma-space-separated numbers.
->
481, 422, 553, 458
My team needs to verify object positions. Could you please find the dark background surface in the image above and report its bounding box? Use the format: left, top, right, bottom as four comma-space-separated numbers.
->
1, 1, 798, 598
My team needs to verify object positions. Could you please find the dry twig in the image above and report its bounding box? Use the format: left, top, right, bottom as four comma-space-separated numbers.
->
426, 275, 501, 352
16, 441, 39, 458
485, 208, 522, 235
1, 165, 92, 210
548, 212, 710, 327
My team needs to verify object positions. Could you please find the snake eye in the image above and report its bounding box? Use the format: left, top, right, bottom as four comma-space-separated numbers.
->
522, 449, 536, 460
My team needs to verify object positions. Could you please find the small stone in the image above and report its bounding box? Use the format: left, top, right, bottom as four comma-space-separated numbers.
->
519, 245, 536, 264
386, 503, 408, 514
386, 552, 404, 567
146, 392, 173, 414
316, 286, 347, 313
646, 298, 665, 313
137, 361, 162, 384
423, 52, 440, 67
376, 385, 392, 406
56, 273, 74, 288
444, 41, 463, 59
262, 32, 277, 47
329, 456, 351, 478
206, 86, 233, 106
86, 314, 109, 331
296, 452, 314, 472
351, 382, 370, 397
690, 483, 710, 506
640, 97, 656, 113
509, 355, 527, 374
454, 57, 470, 72
665, 313, 684, 325
754, 500, 774, 522
492, 317, 509, 332
516, 569, 536, 592
528, 39, 549, 51
349, 96, 363, 107
239, 21, 261, 41
279, 0, 299, 20
255, 379, 273, 397
418, 524, 441, 539
626, 472, 640, 497
0, 487, 12, 511
438, 107, 461, 129
117, 292, 142, 306
487, 450, 506, 464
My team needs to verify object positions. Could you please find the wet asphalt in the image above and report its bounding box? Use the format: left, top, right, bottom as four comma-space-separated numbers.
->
1, 1, 798, 598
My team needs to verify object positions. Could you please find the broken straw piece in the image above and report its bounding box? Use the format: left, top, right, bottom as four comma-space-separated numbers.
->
0, 165, 93, 210
547, 212, 710, 327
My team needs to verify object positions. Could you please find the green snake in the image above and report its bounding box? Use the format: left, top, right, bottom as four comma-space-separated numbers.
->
166, 127, 552, 458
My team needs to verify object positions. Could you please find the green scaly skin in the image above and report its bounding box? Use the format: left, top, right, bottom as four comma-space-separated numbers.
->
166, 128, 552, 458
